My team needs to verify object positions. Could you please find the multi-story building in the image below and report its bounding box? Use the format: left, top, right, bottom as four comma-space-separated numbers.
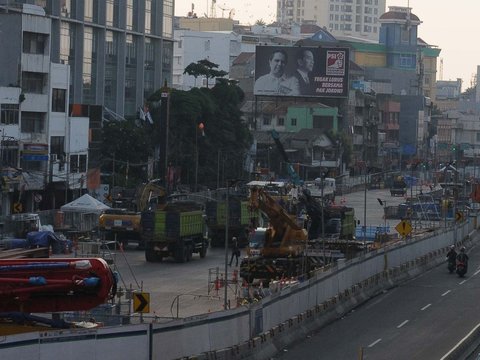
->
0, 3, 90, 214
277, 0, 386, 42
3, 0, 174, 118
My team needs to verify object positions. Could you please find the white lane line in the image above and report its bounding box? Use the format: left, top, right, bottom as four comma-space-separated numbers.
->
368, 338, 382, 348
397, 320, 409, 328
421, 303, 431, 311
441, 290, 451, 297
440, 322, 480, 360
460, 280, 467, 285
474, 268, 480, 276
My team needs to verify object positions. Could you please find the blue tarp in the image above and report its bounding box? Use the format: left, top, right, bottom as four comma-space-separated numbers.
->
26, 231, 72, 254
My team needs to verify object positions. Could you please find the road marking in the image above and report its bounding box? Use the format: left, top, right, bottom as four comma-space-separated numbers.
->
397, 320, 409, 328
460, 280, 467, 285
421, 303, 431, 311
440, 322, 480, 360
441, 290, 451, 297
474, 268, 480, 276
368, 338, 382, 347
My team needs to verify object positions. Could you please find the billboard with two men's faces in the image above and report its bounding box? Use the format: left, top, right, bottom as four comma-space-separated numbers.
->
254, 45, 350, 98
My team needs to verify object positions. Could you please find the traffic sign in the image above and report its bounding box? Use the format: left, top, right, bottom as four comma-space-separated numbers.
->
13, 202, 22, 213
395, 220, 412, 237
133, 292, 150, 313
455, 211, 464, 222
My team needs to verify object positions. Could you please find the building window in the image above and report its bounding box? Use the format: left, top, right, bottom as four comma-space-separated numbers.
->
21, 112, 44, 133
163, 0, 173, 37
22, 72, 46, 94
126, 0, 134, 30
145, 0, 152, 34
52, 89, 66, 112
291, 118, 297, 126
50, 136, 64, 157
1, 104, 19, 125
263, 115, 271, 126
278, 117, 284, 126
399, 54, 414, 68
84, 0, 93, 21
401, 28, 410, 43
106, 0, 114, 26
70, 154, 87, 173
23, 32, 48, 55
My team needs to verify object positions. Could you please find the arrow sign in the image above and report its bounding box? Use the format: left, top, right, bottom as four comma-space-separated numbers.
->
395, 220, 412, 237
133, 292, 150, 313
13, 202, 22, 214
455, 211, 463, 222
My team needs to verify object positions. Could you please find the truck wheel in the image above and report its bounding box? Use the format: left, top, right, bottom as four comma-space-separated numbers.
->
145, 249, 161, 262
199, 245, 207, 258
186, 245, 193, 262
175, 244, 186, 263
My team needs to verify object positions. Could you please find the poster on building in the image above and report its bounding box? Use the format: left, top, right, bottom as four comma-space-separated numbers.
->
254, 45, 349, 98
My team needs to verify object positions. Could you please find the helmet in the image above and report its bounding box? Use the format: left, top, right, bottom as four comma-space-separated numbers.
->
461, 247, 466, 252
450, 245, 455, 249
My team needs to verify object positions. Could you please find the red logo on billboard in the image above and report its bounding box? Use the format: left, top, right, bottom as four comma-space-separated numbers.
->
326, 51, 345, 76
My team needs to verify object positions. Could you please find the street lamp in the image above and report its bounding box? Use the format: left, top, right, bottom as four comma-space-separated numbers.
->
194, 122, 205, 192
224, 179, 240, 310
377, 198, 387, 236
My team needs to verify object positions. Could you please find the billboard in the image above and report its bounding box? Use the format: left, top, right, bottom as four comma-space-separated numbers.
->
254, 46, 350, 98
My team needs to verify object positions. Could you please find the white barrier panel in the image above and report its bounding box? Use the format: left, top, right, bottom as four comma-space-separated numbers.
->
0, 324, 150, 360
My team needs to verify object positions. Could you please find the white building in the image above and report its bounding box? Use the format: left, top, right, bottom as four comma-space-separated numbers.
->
173, 29, 256, 90
277, 0, 386, 42
0, 4, 89, 215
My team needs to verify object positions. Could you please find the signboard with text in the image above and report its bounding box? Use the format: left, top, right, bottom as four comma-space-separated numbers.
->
254, 45, 349, 98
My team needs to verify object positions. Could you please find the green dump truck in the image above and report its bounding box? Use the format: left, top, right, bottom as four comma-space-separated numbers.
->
142, 201, 208, 262
205, 199, 258, 247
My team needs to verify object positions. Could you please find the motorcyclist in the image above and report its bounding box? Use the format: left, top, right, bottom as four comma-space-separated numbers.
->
456, 247, 469, 276
456, 246, 469, 264
446, 245, 457, 273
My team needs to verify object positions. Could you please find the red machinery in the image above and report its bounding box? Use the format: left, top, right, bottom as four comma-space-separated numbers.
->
0, 258, 117, 313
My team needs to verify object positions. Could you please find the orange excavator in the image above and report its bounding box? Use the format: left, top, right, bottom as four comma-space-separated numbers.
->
0, 257, 117, 313
239, 187, 310, 284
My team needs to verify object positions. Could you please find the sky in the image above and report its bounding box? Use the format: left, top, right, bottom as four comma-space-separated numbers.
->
175, 0, 480, 89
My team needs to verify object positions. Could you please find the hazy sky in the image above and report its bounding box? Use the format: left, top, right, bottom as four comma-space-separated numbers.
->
175, 0, 480, 89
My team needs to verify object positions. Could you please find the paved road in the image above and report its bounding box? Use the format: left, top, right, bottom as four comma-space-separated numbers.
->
277, 236, 480, 360
109, 187, 429, 320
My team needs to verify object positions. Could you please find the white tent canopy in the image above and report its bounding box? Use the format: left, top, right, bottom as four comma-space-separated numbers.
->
61, 194, 110, 213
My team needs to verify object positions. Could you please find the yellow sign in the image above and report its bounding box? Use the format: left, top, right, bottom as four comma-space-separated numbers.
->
13, 202, 22, 214
455, 211, 464, 222
133, 292, 150, 313
395, 220, 412, 237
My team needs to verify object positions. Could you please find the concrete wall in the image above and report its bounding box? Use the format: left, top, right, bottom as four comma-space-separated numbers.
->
2, 214, 478, 359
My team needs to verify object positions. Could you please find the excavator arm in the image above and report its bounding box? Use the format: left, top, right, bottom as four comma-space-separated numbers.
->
136, 180, 167, 211
249, 187, 307, 257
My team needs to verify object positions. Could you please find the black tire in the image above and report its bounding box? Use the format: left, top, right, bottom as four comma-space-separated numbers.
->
145, 248, 161, 262
199, 244, 207, 258
186, 245, 193, 262
175, 243, 186, 263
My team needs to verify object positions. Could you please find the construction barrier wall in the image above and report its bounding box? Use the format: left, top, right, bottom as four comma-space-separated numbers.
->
1, 214, 478, 360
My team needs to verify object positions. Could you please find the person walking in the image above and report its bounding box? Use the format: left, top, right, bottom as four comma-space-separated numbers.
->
229, 237, 240, 267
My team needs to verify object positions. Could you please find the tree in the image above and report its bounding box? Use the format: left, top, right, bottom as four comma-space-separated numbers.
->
183, 59, 228, 88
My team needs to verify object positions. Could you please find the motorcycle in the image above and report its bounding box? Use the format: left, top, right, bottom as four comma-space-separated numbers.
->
447, 259, 456, 274
456, 260, 468, 277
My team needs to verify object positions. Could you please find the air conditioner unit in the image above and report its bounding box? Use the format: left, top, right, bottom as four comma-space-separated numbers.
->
50, 154, 57, 162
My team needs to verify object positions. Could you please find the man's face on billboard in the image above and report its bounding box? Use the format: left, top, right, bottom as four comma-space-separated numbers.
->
269, 51, 287, 77
301, 50, 314, 72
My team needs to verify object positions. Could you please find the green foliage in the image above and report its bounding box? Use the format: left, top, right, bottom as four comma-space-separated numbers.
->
101, 119, 154, 186
100, 81, 252, 190
183, 59, 228, 88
